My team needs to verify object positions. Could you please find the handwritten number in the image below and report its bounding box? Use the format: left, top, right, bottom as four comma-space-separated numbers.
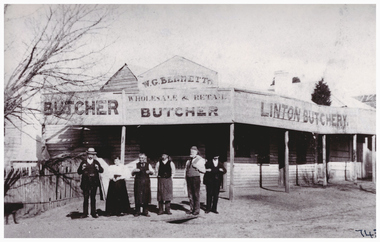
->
356, 229, 376, 238
355, 230, 364, 237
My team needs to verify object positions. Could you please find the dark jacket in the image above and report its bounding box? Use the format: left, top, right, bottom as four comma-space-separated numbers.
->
203, 160, 227, 185
77, 159, 104, 190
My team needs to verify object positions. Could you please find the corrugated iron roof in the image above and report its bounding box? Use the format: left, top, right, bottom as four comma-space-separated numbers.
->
353, 95, 376, 108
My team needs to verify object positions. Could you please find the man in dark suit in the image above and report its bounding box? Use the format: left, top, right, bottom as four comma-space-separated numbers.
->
77, 148, 104, 218
132, 153, 154, 217
203, 154, 226, 214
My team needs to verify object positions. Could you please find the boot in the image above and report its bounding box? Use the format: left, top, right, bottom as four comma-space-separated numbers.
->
134, 205, 141, 217
158, 202, 164, 215
165, 201, 172, 215
142, 205, 150, 217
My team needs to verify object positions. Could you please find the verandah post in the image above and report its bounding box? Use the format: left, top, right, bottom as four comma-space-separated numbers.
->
229, 123, 235, 201
363, 137, 368, 178
284, 130, 289, 193
322, 135, 327, 186
372, 135, 376, 184
121, 126, 126, 163
313, 133, 318, 184
353, 134, 357, 183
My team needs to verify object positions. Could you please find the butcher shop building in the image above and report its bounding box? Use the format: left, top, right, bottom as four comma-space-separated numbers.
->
42, 56, 376, 199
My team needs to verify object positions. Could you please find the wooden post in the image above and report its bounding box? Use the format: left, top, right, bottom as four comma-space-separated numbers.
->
363, 137, 368, 179
121, 126, 126, 163
229, 123, 235, 201
284, 131, 289, 193
314, 134, 318, 184
322, 135, 327, 186
222, 162, 228, 191
353, 134, 357, 183
372, 135, 376, 184
259, 163, 263, 188
39, 164, 44, 211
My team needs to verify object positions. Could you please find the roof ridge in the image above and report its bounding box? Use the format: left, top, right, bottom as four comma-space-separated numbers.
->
138, 55, 217, 76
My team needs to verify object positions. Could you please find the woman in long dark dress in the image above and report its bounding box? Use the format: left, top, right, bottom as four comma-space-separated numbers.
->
106, 157, 131, 216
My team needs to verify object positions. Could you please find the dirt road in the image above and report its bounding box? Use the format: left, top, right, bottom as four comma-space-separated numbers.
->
4, 181, 376, 238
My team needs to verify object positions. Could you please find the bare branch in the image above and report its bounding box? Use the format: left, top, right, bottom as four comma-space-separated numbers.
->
5, 4, 115, 129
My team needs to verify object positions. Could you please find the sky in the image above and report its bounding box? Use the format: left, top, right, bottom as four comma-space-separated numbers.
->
3, 3, 377, 97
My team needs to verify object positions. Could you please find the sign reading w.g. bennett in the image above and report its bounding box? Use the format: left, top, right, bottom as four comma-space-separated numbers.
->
137, 56, 218, 90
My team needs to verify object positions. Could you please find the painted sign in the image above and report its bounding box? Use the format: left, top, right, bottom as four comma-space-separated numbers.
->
42, 89, 232, 125
234, 90, 375, 134
44, 100, 119, 116
122, 89, 231, 124
42, 89, 375, 134
140, 75, 215, 88
260, 102, 348, 129
43, 92, 123, 125
137, 56, 218, 90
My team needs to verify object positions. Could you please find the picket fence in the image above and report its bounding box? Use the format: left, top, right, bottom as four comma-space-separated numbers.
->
4, 165, 83, 217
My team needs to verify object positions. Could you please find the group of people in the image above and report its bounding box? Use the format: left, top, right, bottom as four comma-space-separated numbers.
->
77, 146, 226, 218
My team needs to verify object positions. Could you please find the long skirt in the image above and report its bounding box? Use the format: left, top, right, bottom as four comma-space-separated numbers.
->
106, 179, 131, 215
157, 177, 173, 201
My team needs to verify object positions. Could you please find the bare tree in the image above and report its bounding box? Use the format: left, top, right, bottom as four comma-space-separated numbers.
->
4, 5, 117, 198
4, 5, 114, 128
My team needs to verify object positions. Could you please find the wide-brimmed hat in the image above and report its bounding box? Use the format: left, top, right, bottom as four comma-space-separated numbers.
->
86, 148, 97, 155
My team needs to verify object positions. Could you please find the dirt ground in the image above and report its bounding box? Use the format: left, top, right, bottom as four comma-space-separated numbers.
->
3, 180, 376, 238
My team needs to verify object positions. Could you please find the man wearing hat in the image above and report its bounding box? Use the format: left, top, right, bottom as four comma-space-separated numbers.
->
185, 146, 206, 216
203, 154, 227, 214
77, 148, 104, 218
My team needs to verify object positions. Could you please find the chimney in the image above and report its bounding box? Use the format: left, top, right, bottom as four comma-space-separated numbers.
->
272, 70, 291, 94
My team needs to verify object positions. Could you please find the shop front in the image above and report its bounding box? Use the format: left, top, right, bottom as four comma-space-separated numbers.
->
42, 56, 376, 199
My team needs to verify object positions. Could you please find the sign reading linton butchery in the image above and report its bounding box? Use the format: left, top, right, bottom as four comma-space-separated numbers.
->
259, 102, 348, 128
233, 90, 375, 134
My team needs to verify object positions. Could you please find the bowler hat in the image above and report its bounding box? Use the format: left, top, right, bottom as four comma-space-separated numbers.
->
86, 148, 97, 155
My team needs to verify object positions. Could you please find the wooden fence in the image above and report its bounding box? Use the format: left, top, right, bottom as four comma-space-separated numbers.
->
4, 165, 83, 217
